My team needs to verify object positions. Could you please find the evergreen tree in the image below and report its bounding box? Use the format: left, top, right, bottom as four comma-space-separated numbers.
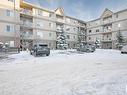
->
95, 39, 101, 48
56, 26, 68, 50
116, 31, 124, 49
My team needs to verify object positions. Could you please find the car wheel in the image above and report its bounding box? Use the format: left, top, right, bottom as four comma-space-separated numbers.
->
46, 53, 50, 56
121, 52, 124, 54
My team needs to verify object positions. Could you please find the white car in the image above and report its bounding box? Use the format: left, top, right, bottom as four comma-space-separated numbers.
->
121, 45, 127, 54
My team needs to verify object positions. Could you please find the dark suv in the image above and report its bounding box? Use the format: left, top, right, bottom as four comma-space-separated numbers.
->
30, 44, 50, 57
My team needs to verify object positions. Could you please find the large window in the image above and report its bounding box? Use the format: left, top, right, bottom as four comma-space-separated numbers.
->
89, 30, 92, 33
67, 35, 70, 39
49, 33, 52, 37
6, 25, 13, 32
96, 29, 99, 32
49, 23, 53, 28
6, 10, 13, 17
89, 37, 91, 40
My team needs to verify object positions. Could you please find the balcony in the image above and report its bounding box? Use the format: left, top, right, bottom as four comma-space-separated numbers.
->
20, 32, 34, 40
20, 21, 34, 29
78, 23, 86, 27
56, 18, 65, 23
20, 8, 33, 16
78, 31, 86, 36
102, 29, 112, 34
103, 19, 112, 25
102, 38, 112, 42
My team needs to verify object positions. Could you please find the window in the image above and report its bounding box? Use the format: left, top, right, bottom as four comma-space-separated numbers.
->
89, 37, 91, 40
73, 36, 75, 39
6, 25, 13, 32
49, 13, 53, 17
73, 28, 76, 31
38, 10, 43, 16
96, 29, 99, 32
8, 0, 14, 2
49, 33, 52, 37
6, 25, 11, 32
49, 23, 53, 27
6, 10, 13, 17
89, 30, 92, 33
73, 44, 76, 47
116, 14, 119, 18
67, 35, 70, 39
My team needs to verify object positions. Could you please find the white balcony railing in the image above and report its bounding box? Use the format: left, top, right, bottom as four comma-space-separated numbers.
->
103, 19, 112, 25
56, 18, 65, 23
102, 38, 112, 42
103, 29, 112, 33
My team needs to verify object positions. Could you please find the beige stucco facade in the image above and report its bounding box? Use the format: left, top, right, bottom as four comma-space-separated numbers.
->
87, 9, 127, 49
0, 0, 86, 49
1, 0, 127, 49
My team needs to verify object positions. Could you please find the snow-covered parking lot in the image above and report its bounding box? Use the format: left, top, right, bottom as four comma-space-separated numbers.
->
0, 49, 127, 95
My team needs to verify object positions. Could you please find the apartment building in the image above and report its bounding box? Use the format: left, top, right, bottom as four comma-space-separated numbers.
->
0, 0, 86, 49
86, 8, 127, 49
20, 1, 86, 49
1, 0, 126, 50
0, 0, 20, 47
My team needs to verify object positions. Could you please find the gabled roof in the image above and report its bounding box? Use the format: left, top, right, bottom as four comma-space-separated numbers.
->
101, 8, 113, 18
55, 7, 65, 16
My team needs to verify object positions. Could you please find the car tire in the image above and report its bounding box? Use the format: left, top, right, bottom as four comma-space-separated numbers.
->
46, 53, 50, 56
121, 52, 124, 54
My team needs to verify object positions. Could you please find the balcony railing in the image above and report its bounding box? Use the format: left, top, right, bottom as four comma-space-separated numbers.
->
103, 19, 112, 25
21, 33, 34, 39
102, 38, 112, 42
21, 21, 34, 28
56, 18, 65, 23
20, 8, 33, 16
103, 29, 112, 33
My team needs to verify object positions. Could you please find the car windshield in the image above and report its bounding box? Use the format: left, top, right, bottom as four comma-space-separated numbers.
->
39, 45, 47, 48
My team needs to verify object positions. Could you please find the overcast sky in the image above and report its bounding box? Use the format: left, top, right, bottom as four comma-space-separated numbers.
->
25, 0, 127, 21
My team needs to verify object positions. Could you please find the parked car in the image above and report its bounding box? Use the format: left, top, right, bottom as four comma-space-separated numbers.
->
77, 44, 95, 52
30, 44, 50, 56
121, 45, 127, 54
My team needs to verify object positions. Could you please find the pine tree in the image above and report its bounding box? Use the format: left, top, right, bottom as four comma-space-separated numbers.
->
56, 26, 68, 50
116, 31, 124, 49
95, 39, 101, 48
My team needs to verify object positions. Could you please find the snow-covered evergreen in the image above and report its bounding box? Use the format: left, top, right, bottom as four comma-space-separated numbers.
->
95, 39, 101, 48
116, 31, 125, 49
56, 26, 68, 50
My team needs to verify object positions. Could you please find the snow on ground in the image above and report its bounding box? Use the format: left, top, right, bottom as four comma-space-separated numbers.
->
0, 49, 127, 95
